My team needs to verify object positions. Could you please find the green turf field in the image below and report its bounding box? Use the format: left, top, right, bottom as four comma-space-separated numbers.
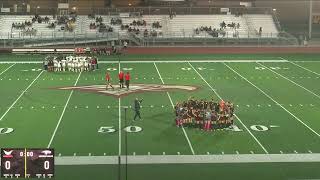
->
0, 53, 320, 179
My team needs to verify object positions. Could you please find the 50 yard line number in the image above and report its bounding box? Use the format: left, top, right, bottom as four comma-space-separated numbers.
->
97, 124, 279, 134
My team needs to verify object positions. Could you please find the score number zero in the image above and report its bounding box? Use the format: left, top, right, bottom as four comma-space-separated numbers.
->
4, 152, 51, 171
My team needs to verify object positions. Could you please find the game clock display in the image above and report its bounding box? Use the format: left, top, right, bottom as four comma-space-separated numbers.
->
1, 148, 54, 178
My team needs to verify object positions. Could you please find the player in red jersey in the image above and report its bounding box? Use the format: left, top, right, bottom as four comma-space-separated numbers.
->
125, 72, 130, 89
105, 72, 114, 90
118, 71, 124, 88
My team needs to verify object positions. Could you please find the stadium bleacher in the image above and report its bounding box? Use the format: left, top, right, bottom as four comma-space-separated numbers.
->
0, 14, 279, 40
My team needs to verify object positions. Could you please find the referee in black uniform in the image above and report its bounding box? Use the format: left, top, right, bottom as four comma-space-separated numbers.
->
133, 98, 143, 121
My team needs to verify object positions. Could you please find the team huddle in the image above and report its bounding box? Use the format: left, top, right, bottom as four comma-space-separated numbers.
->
175, 98, 235, 131
43, 55, 98, 72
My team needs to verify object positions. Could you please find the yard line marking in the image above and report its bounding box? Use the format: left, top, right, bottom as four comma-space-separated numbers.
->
118, 62, 122, 156
224, 63, 320, 138
189, 62, 269, 154
0, 63, 15, 76
154, 62, 195, 155
47, 72, 82, 148
257, 62, 320, 100
0, 70, 44, 121
280, 57, 320, 76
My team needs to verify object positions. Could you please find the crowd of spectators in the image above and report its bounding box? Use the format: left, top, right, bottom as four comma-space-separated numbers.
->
130, 20, 146, 26
96, 16, 103, 23
31, 15, 50, 24
220, 21, 240, 29
111, 18, 122, 25
175, 97, 235, 131
152, 21, 162, 28
143, 29, 160, 37
22, 28, 37, 36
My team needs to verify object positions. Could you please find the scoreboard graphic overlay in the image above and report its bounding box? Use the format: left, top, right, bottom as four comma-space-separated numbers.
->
1, 148, 54, 178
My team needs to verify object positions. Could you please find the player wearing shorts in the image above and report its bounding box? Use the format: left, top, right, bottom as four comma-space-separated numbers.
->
105, 72, 114, 90
119, 71, 124, 88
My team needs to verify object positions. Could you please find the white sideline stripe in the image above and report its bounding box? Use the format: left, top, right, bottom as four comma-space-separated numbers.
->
0, 60, 288, 64
224, 63, 320, 138
1, 154, 318, 165
257, 62, 320, 100
0, 70, 44, 121
283, 59, 320, 76
47, 72, 82, 148
188, 62, 269, 154
0, 63, 15, 76
118, 62, 121, 156
153, 62, 195, 155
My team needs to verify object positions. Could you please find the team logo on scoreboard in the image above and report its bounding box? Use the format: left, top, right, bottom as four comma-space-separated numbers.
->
2, 150, 13, 158
39, 150, 53, 158
52, 84, 198, 98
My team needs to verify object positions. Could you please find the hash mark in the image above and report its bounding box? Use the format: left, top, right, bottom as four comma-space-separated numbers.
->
308, 150, 313, 153
177, 152, 180, 155
280, 151, 283, 154
206, 152, 210, 155
294, 150, 298, 154
236, 151, 239, 154
163, 152, 166, 155
148, 152, 150, 155
250, 151, 254, 154
89, 153, 91, 156
73, 153, 76, 156
221, 151, 224, 155
58, 153, 61, 156
133, 152, 136, 156
104, 153, 106, 156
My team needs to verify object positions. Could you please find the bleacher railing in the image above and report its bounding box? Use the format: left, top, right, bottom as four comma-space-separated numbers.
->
0, 6, 274, 16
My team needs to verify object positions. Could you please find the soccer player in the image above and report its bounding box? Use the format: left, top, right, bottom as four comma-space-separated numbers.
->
125, 72, 130, 89
133, 98, 143, 121
118, 71, 124, 88
105, 72, 114, 90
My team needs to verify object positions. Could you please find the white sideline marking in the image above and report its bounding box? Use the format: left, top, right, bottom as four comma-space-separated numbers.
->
257, 62, 320, 100
118, 62, 122, 156
154, 62, 195, 155
47, 72, 82, 148
0, 60, 288, 64
0, 63, 15, 76
3, 154, 320, 165
0, 71, 44, 121
224, 63, 320, 138
280, 57, 320, 76
189, 62, 269, 154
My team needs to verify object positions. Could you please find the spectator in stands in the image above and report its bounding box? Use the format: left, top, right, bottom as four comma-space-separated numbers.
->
236, 23, 240, 29
144, 29, 149, 37
259, 27, 262, 36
